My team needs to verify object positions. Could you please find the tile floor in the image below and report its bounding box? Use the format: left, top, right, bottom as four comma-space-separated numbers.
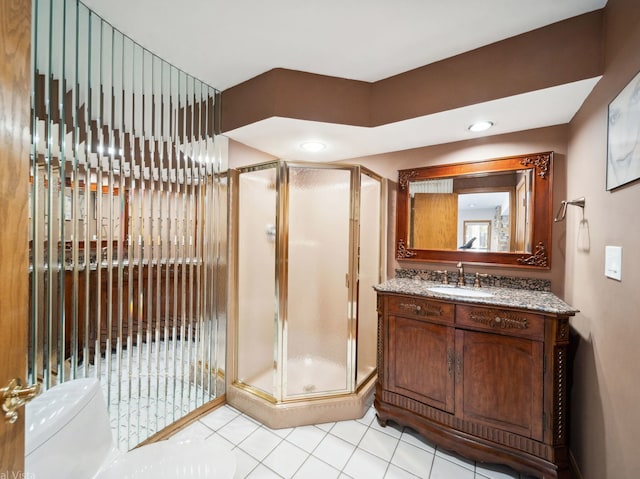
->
169, 403, 538, 479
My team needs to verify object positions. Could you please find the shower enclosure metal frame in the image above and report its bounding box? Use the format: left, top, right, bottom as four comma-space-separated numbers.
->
229, 160, 385, 408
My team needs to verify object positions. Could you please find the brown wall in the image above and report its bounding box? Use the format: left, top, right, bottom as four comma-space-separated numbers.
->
229, 139, 278, 169
224, 4, 640, 477
228, 126, 570, 292
371, 11, 604, 126
565, 1, 640, 478
221, 11, 603, 133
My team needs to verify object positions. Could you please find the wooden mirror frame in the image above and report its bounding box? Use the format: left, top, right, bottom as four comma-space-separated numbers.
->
396, 151, 553, 269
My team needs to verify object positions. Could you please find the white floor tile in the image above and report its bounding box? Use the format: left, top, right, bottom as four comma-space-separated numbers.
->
312, 434, 357, 470
356, 406, 377, 427
400, 428, 436, 453
285, 425, 327, 453
293, 456, 341, 479
238, 427, 283, 461
232, 447, 260, 479
270, 426, 294, 439
164, 402, 536, 479
358, 428, 400, 462
205, 432, 235, 451
384, 464, 421, 478
435, 447, 475, 471
262, 440, 309, 479
329, 420, 369, 445
370, 417, 404, 439
246, 463, 284, 478
315, 421, 336, 432
200, 405, 241, 431
218, 415, 261, 445
343, 448, 389, 479
391, 440, 435, 478
168, 420, 213, 441
474, 462, 521, 479
429, 456, 475, 479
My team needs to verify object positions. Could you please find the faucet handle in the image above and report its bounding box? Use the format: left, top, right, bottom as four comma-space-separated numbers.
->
434, 270, 450, 285
473, 272, 491, 288
456, 262, 465, 286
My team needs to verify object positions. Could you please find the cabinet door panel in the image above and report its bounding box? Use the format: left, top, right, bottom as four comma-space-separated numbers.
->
455, 330, 543, 440
389, 315, 455, 413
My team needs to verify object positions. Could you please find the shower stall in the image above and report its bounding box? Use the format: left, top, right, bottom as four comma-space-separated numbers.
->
229, 161, 384, 428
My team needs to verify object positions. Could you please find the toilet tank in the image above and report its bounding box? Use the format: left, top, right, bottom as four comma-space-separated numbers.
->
25, 378, 117, 479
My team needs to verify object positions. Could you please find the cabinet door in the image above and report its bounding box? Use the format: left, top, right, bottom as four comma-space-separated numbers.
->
388, 315, 455, 413
455, 329, 543, 441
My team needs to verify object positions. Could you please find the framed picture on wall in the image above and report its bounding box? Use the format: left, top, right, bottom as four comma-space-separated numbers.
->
607, 70, 640, 190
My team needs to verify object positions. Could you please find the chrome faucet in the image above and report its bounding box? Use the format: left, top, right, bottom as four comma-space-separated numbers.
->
456, 262, 465, 286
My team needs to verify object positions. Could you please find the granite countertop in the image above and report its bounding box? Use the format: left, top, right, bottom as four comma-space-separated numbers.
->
374, 278, 579, 315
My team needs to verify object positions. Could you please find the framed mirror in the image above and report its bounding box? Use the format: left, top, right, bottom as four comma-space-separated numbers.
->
396, 151, 553, 268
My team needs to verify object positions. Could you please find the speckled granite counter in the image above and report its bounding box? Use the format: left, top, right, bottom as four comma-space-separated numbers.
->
374, 277, 578, 315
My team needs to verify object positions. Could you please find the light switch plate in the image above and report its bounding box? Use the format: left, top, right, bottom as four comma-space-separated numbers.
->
605, 245, 622, 281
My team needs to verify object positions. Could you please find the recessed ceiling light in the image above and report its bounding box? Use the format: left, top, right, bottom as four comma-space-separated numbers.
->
468, 121, 494, 132
300, 141, 326, 153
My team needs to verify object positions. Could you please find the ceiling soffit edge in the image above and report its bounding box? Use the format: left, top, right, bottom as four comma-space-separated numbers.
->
220, 9, 604, 134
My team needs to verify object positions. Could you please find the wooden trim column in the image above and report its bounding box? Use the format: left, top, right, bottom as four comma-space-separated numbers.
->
0, 0, 32, 472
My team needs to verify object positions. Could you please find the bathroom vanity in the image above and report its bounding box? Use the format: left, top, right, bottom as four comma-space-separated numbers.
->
374, 278, 578, 479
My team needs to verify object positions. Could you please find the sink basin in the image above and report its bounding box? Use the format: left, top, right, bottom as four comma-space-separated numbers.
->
427, 286, 493, 298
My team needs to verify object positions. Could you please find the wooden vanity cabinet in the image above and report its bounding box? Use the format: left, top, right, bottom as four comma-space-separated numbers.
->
386, 296, 455, 414
376, 292, 574, 479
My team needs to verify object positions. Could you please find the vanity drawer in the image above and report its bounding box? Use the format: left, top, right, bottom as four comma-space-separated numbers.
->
456, 305, 544, 341
387, 295, 454, 324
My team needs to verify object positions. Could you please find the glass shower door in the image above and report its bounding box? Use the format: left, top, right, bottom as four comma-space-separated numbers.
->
284, 166, 353, 399
236, 165, 278, 398
356, 171, 382, 388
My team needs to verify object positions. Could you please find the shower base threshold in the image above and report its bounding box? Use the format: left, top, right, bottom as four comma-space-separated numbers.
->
227, 374, 376, 429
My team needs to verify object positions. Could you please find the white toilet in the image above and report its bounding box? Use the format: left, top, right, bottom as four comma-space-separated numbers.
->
25, 378, 236, 479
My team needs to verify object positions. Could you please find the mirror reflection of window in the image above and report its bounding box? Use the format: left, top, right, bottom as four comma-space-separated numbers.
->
462, 221, 491, 250
457, 192, 511, 252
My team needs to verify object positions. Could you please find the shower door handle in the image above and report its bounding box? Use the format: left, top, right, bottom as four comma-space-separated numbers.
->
0, 378, 41, 424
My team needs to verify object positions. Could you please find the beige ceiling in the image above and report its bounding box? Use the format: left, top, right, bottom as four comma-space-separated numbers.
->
81, 0, 607, 161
